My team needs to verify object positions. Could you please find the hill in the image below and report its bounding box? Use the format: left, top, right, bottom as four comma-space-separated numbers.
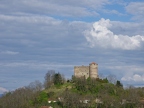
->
0, 72, 144, 108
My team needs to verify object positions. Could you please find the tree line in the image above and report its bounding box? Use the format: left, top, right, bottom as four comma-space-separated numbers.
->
0, 70, 144, 108
0, 70, 65, 108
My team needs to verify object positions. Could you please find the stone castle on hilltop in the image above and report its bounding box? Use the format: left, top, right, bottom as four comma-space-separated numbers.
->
74, 62, 98, 79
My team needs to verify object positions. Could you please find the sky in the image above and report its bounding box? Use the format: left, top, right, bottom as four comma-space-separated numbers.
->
0, 0, 144, 93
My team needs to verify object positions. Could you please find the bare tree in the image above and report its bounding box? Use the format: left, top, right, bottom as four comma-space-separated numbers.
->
44, 70, 55, 89
60, 91, 82, 108
98, 73, 105, 79
0, 87, 40, 108
27, 80, 43, 92
107, 74, 117, 84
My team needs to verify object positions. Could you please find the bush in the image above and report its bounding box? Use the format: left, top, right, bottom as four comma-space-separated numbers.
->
47, 92, 55, 98
31, 91, 48, 105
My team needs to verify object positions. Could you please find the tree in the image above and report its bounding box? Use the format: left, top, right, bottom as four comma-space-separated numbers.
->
107, 74, 117, 84
60, 91, 82, 108
116, 80, 123, 87
0, 87, 40, 108
44, 70, 55, 89
53, 73, 64, 85
27, 80, 43, 92
44, 70, 65, 88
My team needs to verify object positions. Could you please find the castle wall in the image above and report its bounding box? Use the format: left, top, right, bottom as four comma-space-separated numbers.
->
74, 66, 89, 79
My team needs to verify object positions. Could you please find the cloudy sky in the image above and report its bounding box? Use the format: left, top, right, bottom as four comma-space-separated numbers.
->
0, 0, 144, 93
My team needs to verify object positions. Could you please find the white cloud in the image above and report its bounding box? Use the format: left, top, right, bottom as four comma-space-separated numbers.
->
49, 0, 109, 7
0, 87, 8, 94
110, 21, 144, 36
84, 18, 144, 50
0, 14, 61, 24
102, 9, 125, 16
126, 2, 144, 21
0, 0, 109, 17
121, 74, 144, 82
0, 62, 74, 70
0, 50, 19, 55
0, 14, 90, 50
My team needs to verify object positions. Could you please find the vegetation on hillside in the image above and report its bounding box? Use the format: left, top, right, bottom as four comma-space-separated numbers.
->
0, 70, 144, 108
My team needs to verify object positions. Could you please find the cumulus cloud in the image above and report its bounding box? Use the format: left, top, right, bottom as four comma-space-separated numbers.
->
121, 74, 144, 82
0, 50, 19, 55
84, 18, 144, 50
0, 87, 8, 94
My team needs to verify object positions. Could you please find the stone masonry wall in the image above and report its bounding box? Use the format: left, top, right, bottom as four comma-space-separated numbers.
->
74, 66, 89, 79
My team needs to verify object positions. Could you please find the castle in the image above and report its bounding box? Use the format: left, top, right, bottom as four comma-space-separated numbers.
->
74, 62, 98, 79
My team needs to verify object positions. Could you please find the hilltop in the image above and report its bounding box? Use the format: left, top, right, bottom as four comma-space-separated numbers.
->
0, 71, 144, 108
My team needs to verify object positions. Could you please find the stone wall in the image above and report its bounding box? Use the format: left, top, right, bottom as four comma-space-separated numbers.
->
74, 66, 89, 79
89, 62, 98, 79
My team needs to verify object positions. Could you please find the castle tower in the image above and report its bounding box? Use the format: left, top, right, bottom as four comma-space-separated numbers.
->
89, 62, 98, 79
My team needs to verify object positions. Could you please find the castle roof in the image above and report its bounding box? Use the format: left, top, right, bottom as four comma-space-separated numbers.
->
90, 62, 98, 65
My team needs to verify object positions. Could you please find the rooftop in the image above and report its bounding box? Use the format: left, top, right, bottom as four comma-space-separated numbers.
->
90, 62, 98, 65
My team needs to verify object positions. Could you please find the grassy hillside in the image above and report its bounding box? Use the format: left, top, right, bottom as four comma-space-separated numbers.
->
0, 72, 144, 108
40, 77, 144, 108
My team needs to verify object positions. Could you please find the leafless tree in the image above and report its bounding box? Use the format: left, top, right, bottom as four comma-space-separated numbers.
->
107, 74, 117, 84
27, 80, 43, 92
44, 70, 55, 89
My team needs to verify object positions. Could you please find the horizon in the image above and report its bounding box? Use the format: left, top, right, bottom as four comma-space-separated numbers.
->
0, 0, 144, 94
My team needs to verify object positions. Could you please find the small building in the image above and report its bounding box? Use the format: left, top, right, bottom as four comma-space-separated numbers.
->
48, 98, 57, 103
74, 62, 98, 79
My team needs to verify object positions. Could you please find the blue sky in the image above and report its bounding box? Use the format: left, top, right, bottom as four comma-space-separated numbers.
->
0, 0, 144, 93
